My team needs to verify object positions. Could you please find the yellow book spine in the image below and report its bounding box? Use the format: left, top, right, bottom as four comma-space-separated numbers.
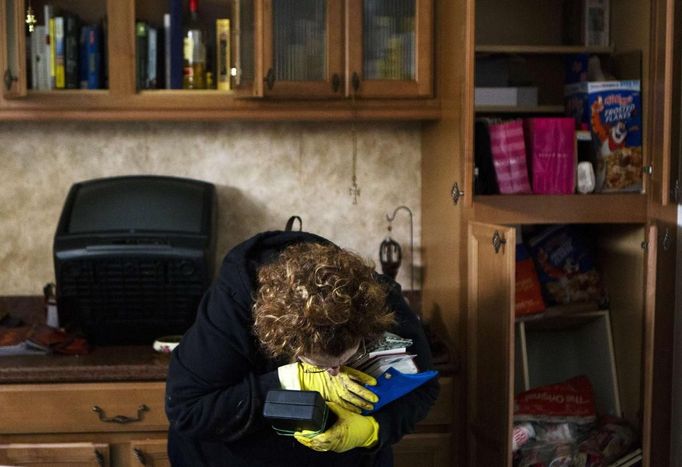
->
49, 18, 56, 88
54, 17, 65, 89
216, 19, 231, 91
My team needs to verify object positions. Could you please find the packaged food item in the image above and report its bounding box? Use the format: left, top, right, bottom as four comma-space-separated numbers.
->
564, 80, 642, 192
514, 375, 597, 425
488, 119, 532, 194
527, 225, 608, 307
515, 243, 545, 316
513, 423, 536, 452
524, 117, 577, 194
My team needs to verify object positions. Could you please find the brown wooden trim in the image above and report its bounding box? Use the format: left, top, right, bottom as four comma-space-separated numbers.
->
107, 0, 135, 97
472, 194, 648, 224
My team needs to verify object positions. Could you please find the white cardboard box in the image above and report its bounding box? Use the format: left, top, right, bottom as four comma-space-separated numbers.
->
474, 87, 538, 107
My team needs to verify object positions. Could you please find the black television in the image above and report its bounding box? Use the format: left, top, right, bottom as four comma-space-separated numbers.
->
54, 175, 217, 345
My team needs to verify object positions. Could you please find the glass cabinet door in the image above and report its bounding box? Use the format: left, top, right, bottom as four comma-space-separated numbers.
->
2, 0, 109, 97
1, 0, 27, 98
262, 0, 343, 98
346, 0, 433, 98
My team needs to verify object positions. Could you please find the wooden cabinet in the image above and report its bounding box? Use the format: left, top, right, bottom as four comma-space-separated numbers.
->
421, 0, 679, 465
0, 0, 435, 119
261, 0, 432, 99
130, 439, 170, 467
0, 377, 453, 467
0, 382, 167, 467
0, 443, 110, 466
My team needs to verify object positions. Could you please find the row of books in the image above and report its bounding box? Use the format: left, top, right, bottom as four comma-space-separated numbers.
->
136, 12, 231, 90
28, 6, 105, 90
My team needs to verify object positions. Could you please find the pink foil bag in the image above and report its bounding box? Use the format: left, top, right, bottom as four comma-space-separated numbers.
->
488, 120, 532, 194
525, 118, 576, 194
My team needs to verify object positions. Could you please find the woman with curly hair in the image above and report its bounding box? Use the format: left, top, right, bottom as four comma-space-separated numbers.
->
165, 231, 438, 467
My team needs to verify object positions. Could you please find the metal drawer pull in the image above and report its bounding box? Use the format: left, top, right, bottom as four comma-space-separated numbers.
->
95, 449, 104, 467
134, 447, 147, 465
92, 404, 149, 424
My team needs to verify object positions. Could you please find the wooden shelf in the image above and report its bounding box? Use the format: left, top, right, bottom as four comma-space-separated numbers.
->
475, 45, 614, 55
472, 193, 647, 224
475, 105, 565, 114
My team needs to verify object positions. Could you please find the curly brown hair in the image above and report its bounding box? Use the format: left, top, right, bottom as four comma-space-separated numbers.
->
252, 242, 394, 360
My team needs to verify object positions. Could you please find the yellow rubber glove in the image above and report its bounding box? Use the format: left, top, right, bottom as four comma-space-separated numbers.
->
294, 401, 380, 453
278, 362, 378, 413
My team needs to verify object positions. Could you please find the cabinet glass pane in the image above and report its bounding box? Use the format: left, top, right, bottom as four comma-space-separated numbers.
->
5, 0, 19, 79
136, 0, 235, 90
363, 0, 415, 80
272, 0, 326, 81
29, 0, 108, 90
236, 0, 254, 83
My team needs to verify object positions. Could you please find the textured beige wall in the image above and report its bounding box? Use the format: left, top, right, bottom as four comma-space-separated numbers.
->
0, 121, 421, 295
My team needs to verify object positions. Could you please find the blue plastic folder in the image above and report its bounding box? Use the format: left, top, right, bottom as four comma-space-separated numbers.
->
363, 367, 439, 414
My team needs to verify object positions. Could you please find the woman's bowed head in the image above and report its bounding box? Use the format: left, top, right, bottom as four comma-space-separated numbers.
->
253, 242, 396, 375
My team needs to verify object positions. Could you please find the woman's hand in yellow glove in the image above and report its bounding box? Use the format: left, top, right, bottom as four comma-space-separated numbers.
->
294, 401, 380, 453
278, 363, 378, 413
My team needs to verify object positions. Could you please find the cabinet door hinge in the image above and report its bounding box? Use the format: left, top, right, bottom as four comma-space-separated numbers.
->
662, 228, 672, 251
671, 179, 680, 203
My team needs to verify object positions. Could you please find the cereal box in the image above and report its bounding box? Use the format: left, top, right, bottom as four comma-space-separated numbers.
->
527, 225, 608, 307
564, 80, 642, 192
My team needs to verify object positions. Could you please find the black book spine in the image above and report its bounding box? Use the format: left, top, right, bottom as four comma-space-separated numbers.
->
64, 14, 80, 89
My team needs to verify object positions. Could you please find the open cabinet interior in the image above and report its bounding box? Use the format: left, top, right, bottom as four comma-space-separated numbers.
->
510, 222, 646, 463
467, 219, 649, 465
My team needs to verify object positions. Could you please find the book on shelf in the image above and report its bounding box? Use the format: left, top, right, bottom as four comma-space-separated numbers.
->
216, 19, 231, 90
54, 16, 65, 89
44, 4, 55, 90
80, 25, 102, 89
64, 14, 80, 89
29, 26, 47, 90
168, 0, 184, 89
147, 26, 159, 89
136, 22, 149, 90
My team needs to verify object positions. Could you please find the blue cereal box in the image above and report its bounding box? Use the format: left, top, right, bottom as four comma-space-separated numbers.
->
564, 80, 642, 192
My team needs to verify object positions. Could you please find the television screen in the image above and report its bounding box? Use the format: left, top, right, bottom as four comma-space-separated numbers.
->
65, 177, 207, 234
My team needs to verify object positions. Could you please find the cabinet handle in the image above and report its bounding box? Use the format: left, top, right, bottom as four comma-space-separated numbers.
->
450, 182, 464, 204
492, 231, 506, 253
351, 72, 360, 93
95, 450, 105, 467
3, 69, 18, 91
92, 404, 149, 424
264, 68, 275, 90
332, 73, 341, 93
133, 448, 147, 465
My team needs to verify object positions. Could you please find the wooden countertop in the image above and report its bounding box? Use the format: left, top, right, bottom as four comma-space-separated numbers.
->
0, 294, 456, 384
0, 345, 170, 384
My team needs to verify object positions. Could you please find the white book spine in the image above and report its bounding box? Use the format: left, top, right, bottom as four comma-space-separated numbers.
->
148, 27, 157, 88
30, 29, 40, 90
43, 5, 54, 90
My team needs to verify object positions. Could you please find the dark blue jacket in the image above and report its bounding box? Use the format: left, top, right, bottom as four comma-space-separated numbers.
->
165, 231, 439, 466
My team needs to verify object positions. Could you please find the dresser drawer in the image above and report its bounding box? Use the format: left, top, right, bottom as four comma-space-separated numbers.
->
0, 382, 167, 434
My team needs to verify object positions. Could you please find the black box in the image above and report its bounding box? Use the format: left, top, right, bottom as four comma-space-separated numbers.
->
263, 390, 333, 434
53, 175, 217, 345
